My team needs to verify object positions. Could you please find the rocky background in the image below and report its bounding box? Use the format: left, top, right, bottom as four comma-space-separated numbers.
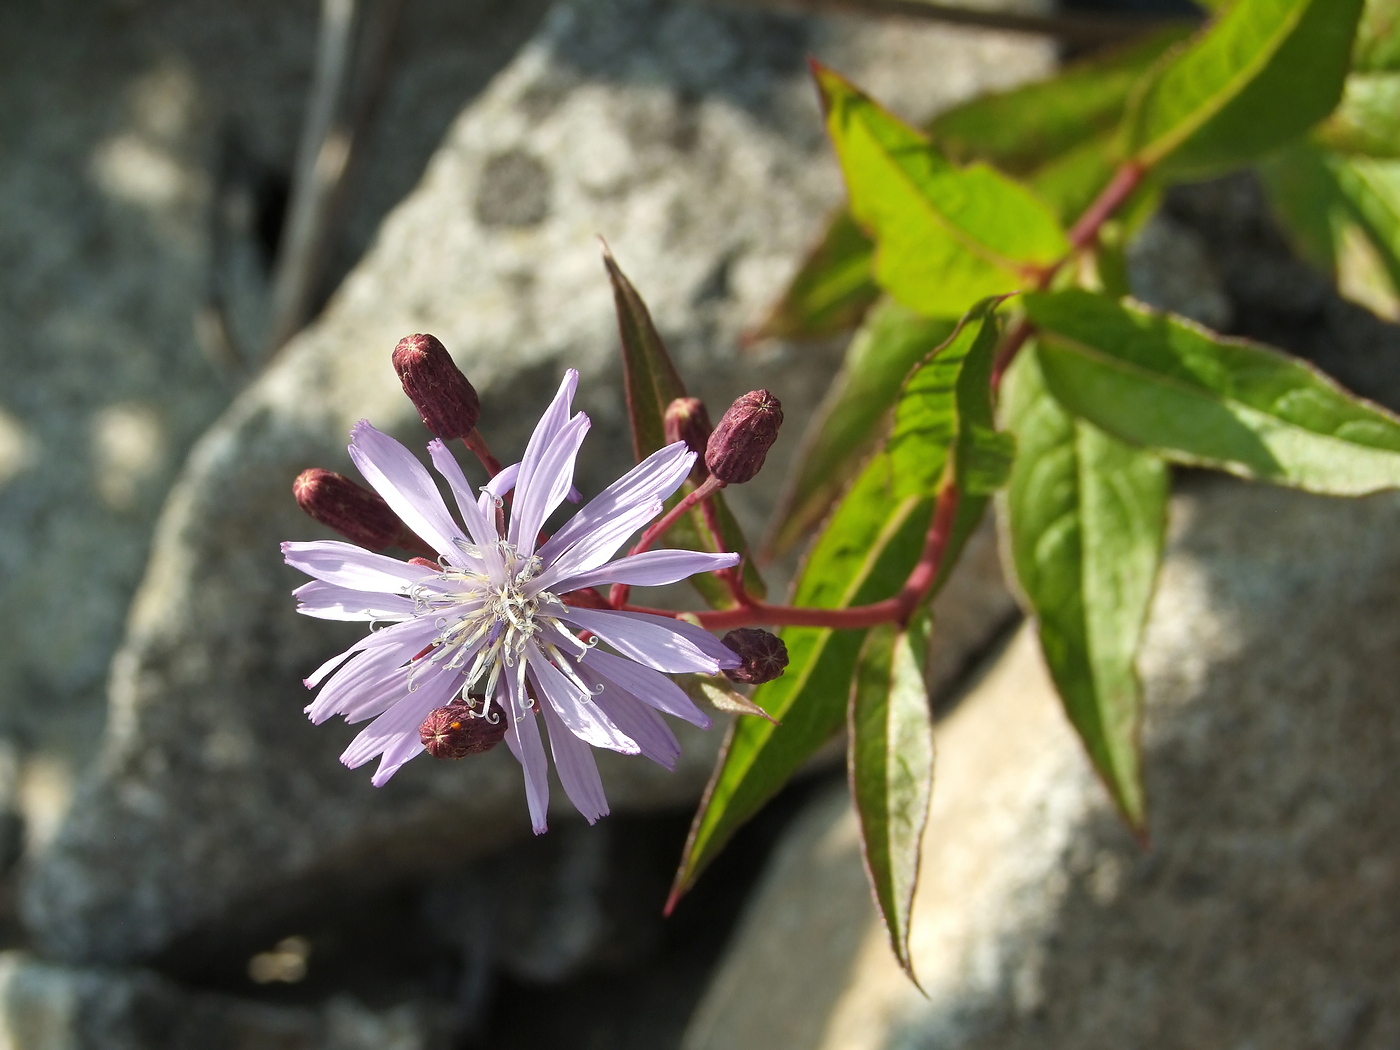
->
4, 0, 1400, 1046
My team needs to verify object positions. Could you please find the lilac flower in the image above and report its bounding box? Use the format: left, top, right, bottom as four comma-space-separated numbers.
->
283, 370, 740, 832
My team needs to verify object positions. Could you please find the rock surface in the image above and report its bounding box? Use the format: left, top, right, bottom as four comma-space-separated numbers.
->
0, 951, 439, 1050
23, 0, 1051, 964
0, 0, 552, 860
684, 477, 1400, 1050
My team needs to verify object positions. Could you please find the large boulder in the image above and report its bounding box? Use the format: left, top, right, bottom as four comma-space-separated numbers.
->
22, 0, 1051, 964
684, 476, 1400, 1050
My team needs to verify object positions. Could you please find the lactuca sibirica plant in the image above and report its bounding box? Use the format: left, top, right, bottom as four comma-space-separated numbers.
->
287, 0, 1400, 986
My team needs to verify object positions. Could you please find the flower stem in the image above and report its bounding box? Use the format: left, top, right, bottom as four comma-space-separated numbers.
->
462, 428, 503, 478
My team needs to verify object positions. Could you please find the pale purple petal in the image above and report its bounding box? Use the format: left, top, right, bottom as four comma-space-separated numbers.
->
305, 617, 443, 722
556, 608, 738, 674
577, 663, 680, 769
502, 674, 550, 834
582, 649, 711, 728
508, 413, 590, 558
484, 462, 518, 498
526, 642, 638, 753
282, 540, 435, 593
535, 548, 739, 595
426, 439, 502, 553
540, 700, 609, 824
539, 441, 693, 563
338, 664, 412, 724
349, 421, 468, 560
533, 496, 664, 585
340, 661, 463, 773
293, 581, 417, 621
505, 371, 578, 553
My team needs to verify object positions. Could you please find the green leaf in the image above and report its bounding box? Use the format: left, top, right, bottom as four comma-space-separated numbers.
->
1123, 0, 1365, 178
1317, 73, 1400, 157
603, 248, 766, 603
815, 65, 1069, 317
1334, 155, 1400, 291
670, 301, 1005, 904
1000, 347, 1167, 830
765, 300, 956, 558
1026, 289, 1400, 493
1258, 138, 1348, 273
1354, 0, 1400, 72
928, 26, 1192, 176
749, 209, 879, 342
849, 613, 935, 982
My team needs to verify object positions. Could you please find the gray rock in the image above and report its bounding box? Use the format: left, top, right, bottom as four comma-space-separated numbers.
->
0, 0, 551, 859
683, 477, 1400, 1050
0, 951, 441, 1050
23, 0, 1053, 964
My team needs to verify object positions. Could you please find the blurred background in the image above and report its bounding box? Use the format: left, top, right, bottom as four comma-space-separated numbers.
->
6, 0, 1400, 1047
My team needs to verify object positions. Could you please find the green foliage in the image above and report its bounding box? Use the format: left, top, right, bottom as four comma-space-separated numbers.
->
766, 301, 956, 558
750, 209, 880, 342
603, 250, 765, 603
1028, 290, 1400, 493
1355, 0, 1400, 72
1000, 348, 1167, 830
1318, 73, 1400, 157
1124, 0, 1364, 177
816, 65, 1068, 318
849, 614, 935, 982
671, 302, 1004, 901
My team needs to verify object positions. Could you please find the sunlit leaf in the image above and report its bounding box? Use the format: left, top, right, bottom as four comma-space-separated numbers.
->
816, 64, 1068, 317
1124, 0, 1364, 177
849, 613, 935, 982
1317, 73, 1400, 158
1027, 289, 1400, 493
1000, 347, 1167, 830
1354, 0, 1400, 73
681, 675, 779, 725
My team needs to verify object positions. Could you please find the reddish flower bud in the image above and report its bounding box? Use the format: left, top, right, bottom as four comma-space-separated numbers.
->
294, 468, 405, 550
722, 628, 789, 685
664, 397, 713, 483
705, 390, 782, 484
419, 698, 508, 759
392, 333, 480, 439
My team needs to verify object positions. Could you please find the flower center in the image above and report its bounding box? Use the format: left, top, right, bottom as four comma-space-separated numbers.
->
409, 540, 582, 707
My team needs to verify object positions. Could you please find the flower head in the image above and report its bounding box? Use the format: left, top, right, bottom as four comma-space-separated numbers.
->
283, 370, 740, 832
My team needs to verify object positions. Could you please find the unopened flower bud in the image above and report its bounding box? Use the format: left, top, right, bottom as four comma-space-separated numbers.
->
722, 628, 789, 685
420, 698, 507, 759
705, 390, 782, 484
664, 397, 713, 483
294, 468, 405, 550
392, 333, 480, 439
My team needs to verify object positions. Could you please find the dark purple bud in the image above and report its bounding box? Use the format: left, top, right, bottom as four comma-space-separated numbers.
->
392, 333, 481, 439
705, 390, 782, 484
664, 396, 713, 483
722, 628, 789, 685
420, 698, 508, 759
294, 468, 406, 550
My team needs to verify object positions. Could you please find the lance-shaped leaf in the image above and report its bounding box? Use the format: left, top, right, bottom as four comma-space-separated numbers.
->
753, 38, 1178, 344
1001, 347, 1167, 830
1026, 289, 1400, 493
603, 249, 766, 602
670, 301, 1006, 905
815, 64, 1068, 318
1123, 0, 1364, 178
849, 614, 935, 982
1317, 73, 1400, 158
765, 301, 956, 558
1258, 138, 1348, 274
1333, 156, 1400, 292
749, 209, 879, 342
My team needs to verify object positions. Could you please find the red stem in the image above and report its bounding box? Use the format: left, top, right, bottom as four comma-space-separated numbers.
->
610, 476, 726, 608
462, 428, 503, 478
